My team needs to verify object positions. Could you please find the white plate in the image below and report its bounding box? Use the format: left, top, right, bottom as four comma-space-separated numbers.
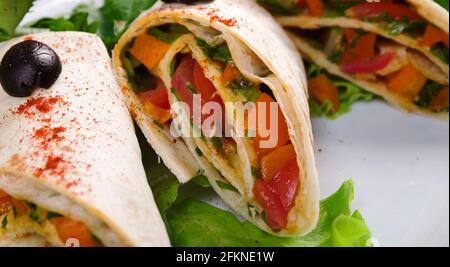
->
21, 0, 450, 247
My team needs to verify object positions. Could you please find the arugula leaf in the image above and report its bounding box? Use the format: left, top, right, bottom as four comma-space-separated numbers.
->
0, 0, 34, 40
164, 180, 371, 247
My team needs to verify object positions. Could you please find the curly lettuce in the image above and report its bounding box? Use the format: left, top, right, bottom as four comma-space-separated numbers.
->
307, 64, 375, 120
153, 175, 371, 247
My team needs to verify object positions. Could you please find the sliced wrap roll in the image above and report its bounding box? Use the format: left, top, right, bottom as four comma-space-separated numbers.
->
0, 32, 170, 247
260, 0, 449, 118
113, 0, 319, 236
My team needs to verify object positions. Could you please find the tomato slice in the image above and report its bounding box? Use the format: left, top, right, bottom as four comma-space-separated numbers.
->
261, 144, 297, 182
13, 200, 29, 216
305, 0, 325, 17
422, 24, 449, 48
0, 189, 9, 198
256, 144, 301, 229
172, 54, 197, 117
50, 217, 99, 247
346, 3, 421, 21
339, 30, 377, 65
251, 93, 290, 157
138, 79, 170, 109
253, 180, 288, 230
341, 52, 395, 74
194, 63, 216, 101
172, 54, 225, 131
0, 195, 14, 216
270, 158, 300, 211
295, 0, 325, 16
193, 61, 225, 123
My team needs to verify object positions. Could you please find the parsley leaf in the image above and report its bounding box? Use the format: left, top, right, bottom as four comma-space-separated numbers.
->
31, 12, 99, 33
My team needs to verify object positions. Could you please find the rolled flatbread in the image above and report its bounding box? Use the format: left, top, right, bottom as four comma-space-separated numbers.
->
260, 0, 449, 118
113, 0, 319, 236
0, 32, 170, 247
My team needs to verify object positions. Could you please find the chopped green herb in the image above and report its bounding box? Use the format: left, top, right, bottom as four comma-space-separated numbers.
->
31, 12, 99, 33
91, 234, 103, 245
154, 120, 165, 129
260, 210, 267, 222
1, 215, 7, 230
186, 83, 199, 94
328, 46, 345, 63
169, 57, 178, 76
377, 14, 426, 36
217, 181, 239, 193
251, 166, 261, 178
46, 212, 63, 220
195, 147, 203, 157
148, 24, 190, 43
197, 39, 233, 64
348, 30, 368, 49
170, 87, 181, 101
415, 81, 446, 108
431, 44, 449, 64
229, 79, 261, 102
26, 202, 40, 222
124, 57, 136, 79
257, 0, 299, 15
12, 206, 17, 218
307, 63, 323, 77
211, 137, 224, 154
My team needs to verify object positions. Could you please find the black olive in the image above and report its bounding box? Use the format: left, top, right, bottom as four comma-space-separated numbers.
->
0, 40, 62, 97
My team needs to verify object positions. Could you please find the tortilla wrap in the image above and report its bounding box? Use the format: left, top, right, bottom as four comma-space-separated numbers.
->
113, 0, 319, 236
0, 32, 170, 247
268, 0, 449, 118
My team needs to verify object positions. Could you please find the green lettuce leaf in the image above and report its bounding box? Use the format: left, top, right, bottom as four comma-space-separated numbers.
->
99, 0, 157, 50
308, 64, 375, 119
0, 0, 34, 41
152, 173, 372, 247
23, 0, 158, 51
30, 10, 99, 33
